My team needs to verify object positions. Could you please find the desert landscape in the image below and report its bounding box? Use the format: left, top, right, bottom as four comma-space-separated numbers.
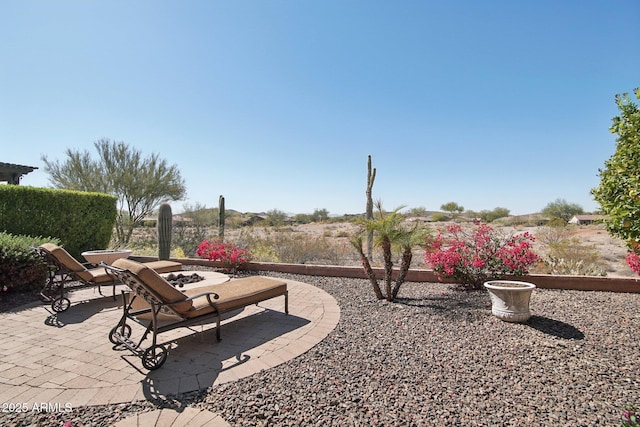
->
216, 219, 637, 278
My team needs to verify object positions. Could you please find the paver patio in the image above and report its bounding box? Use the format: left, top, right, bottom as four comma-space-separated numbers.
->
0, 278, 340, 425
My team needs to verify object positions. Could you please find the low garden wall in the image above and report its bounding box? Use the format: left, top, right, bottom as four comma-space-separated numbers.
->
131, 256, 640, 293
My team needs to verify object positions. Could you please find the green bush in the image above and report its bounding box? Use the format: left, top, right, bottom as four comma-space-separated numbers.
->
0, 186, 117, 259
233, 228, 355, 265
535, 238, 607, 276
0, 232, 59, 293
430, 213, 449, 222
478, 207, 510, 222
536, 224, 574, 245
591, 89, 640, 248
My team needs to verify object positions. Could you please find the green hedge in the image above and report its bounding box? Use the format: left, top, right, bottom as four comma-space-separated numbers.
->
0, 186, 117, 259
0, 232, 59, 293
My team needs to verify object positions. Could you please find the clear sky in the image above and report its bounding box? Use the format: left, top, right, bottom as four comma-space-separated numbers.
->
1, 1, 638, 216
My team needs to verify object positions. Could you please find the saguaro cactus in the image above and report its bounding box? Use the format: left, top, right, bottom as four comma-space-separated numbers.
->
157, 202, 172, 260
218, 195, 225, 242
366, 155, 376, 261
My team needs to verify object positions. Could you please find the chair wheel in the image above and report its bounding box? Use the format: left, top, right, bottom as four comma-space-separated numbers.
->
142, 345, 168, 370
51, 298, 71, 313
109, 324, 132, 344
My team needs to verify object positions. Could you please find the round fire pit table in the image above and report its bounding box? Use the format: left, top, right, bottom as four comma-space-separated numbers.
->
82, 249, 133, 265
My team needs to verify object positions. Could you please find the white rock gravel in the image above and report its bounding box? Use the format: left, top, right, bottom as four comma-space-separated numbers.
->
7, 273, 640, 426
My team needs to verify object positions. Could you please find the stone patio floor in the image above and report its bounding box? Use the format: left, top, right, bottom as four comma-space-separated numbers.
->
0, 277, 340, 426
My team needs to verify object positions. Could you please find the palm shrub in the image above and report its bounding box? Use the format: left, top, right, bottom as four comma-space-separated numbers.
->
0, 232, 59, 293
351, 205, 428, 302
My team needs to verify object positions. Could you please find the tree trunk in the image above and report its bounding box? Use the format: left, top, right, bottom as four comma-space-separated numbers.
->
115, 212, 135, 246
382, 236, 393, 301
392, 247, 413, 300
355, 242, 384, 299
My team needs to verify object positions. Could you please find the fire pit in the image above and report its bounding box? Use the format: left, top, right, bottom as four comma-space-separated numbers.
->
82, 249, 133, 265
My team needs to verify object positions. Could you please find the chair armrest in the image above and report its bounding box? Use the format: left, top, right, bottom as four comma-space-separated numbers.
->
148, 291, 220, 310
181, 291, 220, 307
101, 261, 119, 269
183, 291, 220, 301
102, 262, 220, 310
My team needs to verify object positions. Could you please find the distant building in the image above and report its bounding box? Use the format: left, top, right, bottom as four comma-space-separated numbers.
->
0, 162, 37, 184
568, 214, 606, 225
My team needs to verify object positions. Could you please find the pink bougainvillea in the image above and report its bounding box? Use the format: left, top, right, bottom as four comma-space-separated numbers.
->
626, 252, 640, 276
424, 223, 540, 290
196, 239, 251, 272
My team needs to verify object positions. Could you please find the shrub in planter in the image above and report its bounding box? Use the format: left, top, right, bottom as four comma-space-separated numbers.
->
0, 232, 59, 293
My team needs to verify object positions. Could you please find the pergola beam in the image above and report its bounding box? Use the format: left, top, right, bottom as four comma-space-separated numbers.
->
0, 162, 38, 184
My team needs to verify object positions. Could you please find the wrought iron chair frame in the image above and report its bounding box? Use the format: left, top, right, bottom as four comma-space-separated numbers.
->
34, 246, 118, 313
104, 262, 288, 370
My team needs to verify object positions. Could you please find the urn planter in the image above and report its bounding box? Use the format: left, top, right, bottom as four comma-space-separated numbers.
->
483, 280, 535, 323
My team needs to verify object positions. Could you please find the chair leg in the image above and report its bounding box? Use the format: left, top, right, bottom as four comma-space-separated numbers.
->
39, 270, 56, 302
285, 291, 289, 314
58, 275, 67, 302
216, 314, 221, 342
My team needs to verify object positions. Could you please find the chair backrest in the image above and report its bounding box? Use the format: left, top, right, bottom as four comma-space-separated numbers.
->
110, 258, 193, 316
39, 243, 94, 282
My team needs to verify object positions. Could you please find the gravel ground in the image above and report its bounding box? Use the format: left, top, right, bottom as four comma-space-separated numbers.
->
7, 273, 640, 426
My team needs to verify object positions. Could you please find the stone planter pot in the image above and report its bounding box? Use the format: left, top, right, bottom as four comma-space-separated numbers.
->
484, 280, 536, 323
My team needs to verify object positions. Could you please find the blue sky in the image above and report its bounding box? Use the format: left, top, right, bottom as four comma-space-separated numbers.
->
1, 1, 638, 216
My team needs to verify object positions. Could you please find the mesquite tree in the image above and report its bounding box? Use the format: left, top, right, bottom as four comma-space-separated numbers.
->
42, 139, 186, 246
592, 89, 640, 248
541, 198, 584, 223
440, 201, 464, 221
351, 203, 427, 302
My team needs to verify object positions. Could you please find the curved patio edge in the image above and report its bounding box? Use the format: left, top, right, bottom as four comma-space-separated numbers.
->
0, 279, 340, 409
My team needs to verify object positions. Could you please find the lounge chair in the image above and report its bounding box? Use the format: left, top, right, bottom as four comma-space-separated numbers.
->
104, 258, 288, 370
35, 243, 182, 313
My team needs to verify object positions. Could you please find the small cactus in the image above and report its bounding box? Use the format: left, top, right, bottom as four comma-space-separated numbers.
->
157, 203, 172, 260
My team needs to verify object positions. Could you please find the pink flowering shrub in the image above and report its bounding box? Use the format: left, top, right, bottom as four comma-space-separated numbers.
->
626, 252, 640, 276
196, 239, 251, 272
622, 404, 639, 427
424, 223, 540, 290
